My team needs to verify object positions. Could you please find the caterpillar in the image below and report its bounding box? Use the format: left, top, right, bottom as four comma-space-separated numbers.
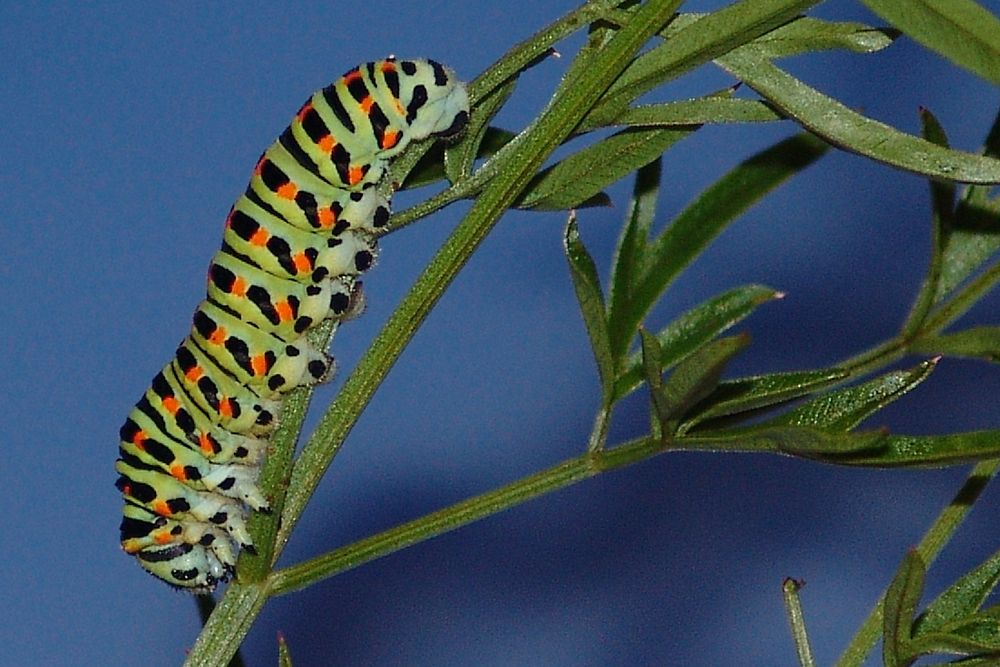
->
116, 58, 469, 593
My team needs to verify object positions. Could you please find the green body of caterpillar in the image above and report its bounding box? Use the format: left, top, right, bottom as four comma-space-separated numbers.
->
116, 58, 469, 593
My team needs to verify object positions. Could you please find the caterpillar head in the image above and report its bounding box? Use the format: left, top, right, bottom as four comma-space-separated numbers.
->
397, 59, 470, 142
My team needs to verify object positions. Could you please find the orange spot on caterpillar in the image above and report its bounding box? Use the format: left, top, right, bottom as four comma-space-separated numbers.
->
380, 61, 396, 73
132, 429, 148, 448
275, 300, 293, 322
170, 465, 186, 481
296, 103, 313, 121
277, 182, 298, 200
122, 540, 141, 554
162, 396, 180, 415
208, 326, 226, 346
185, 365, 203, 382
251, 354, 268, 377
154, 531, 173, 545
250, 228, 269, 247
218, 398, 234, 419
199, 433, 214, 454
348, 166, 364, 186
382, 130, 400, 149
343, 69, 362, 84
318, 135, 334, 154
231, 276, 247, 297
153, 500, 171, 516
360, 96, 373, 114
317, 208, 335, 228
292, 252, 312, 274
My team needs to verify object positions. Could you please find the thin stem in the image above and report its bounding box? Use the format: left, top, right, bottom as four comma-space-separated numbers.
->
833, 459, 1000, 667
587, 403, 612, 452
267, 424, 820, 595
269, 435, 662, 595
274, 0, 682, 562
240, 320, 335, 579
186, 6, 681, 666
783, 578, 816, 667
921, 259, 1000, 335
183, 584, 269, 667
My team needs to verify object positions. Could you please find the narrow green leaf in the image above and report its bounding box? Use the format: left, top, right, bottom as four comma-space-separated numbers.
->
747, 16, 898, 58
934, 199, 1000, 303
680, 367, 850, 433
915, 549, 1000, 637
763, 359, 938, 432
901, 107, 953, 338
906, 631, 1000, 659
517, 127, 692, 210
913, 327, 1000, 363
613, 133, 827, 361
946, 609, 1000, 650
589, 0, 825, 126
640, 328, 671, 429
446, 79, 518, 183
933, 109, 1000, 302
609, 98, 783, 128
716, 50, 1000, 184
277, 632, 293, 667
406, 127, 516, 190
883, 550, 926, 667
685, 425, 887, 458
860, 0, 1000, 86
613, 285, 782, 401
608, 159, 661, 365
909, 603, 1000, 656
841, 430, 1000, 467
659, 334, 749, 425
565, 214, 614, 397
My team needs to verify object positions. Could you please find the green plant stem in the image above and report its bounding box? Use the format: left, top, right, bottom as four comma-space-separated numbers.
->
274, 0, 682, 563
833, 459, 1000, 667
783, 578, 816, 667
385, 0, 625, 235
269, 435, 664, 595
184, 584, 268, 667
239, 320, 335, 583
837, 257, 1000, 378
922, 259, 1000, 335
184, 5, 679, 666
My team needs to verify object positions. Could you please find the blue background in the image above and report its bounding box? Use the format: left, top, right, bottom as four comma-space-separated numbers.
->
2, 1, 999, 665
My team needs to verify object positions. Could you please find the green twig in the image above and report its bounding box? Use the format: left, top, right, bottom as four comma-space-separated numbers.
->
783, 578, 816, 667
184, 584, 269, 667
274, 0, 682, 563
270, 435, 662, 594
185, 4, 679, 666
